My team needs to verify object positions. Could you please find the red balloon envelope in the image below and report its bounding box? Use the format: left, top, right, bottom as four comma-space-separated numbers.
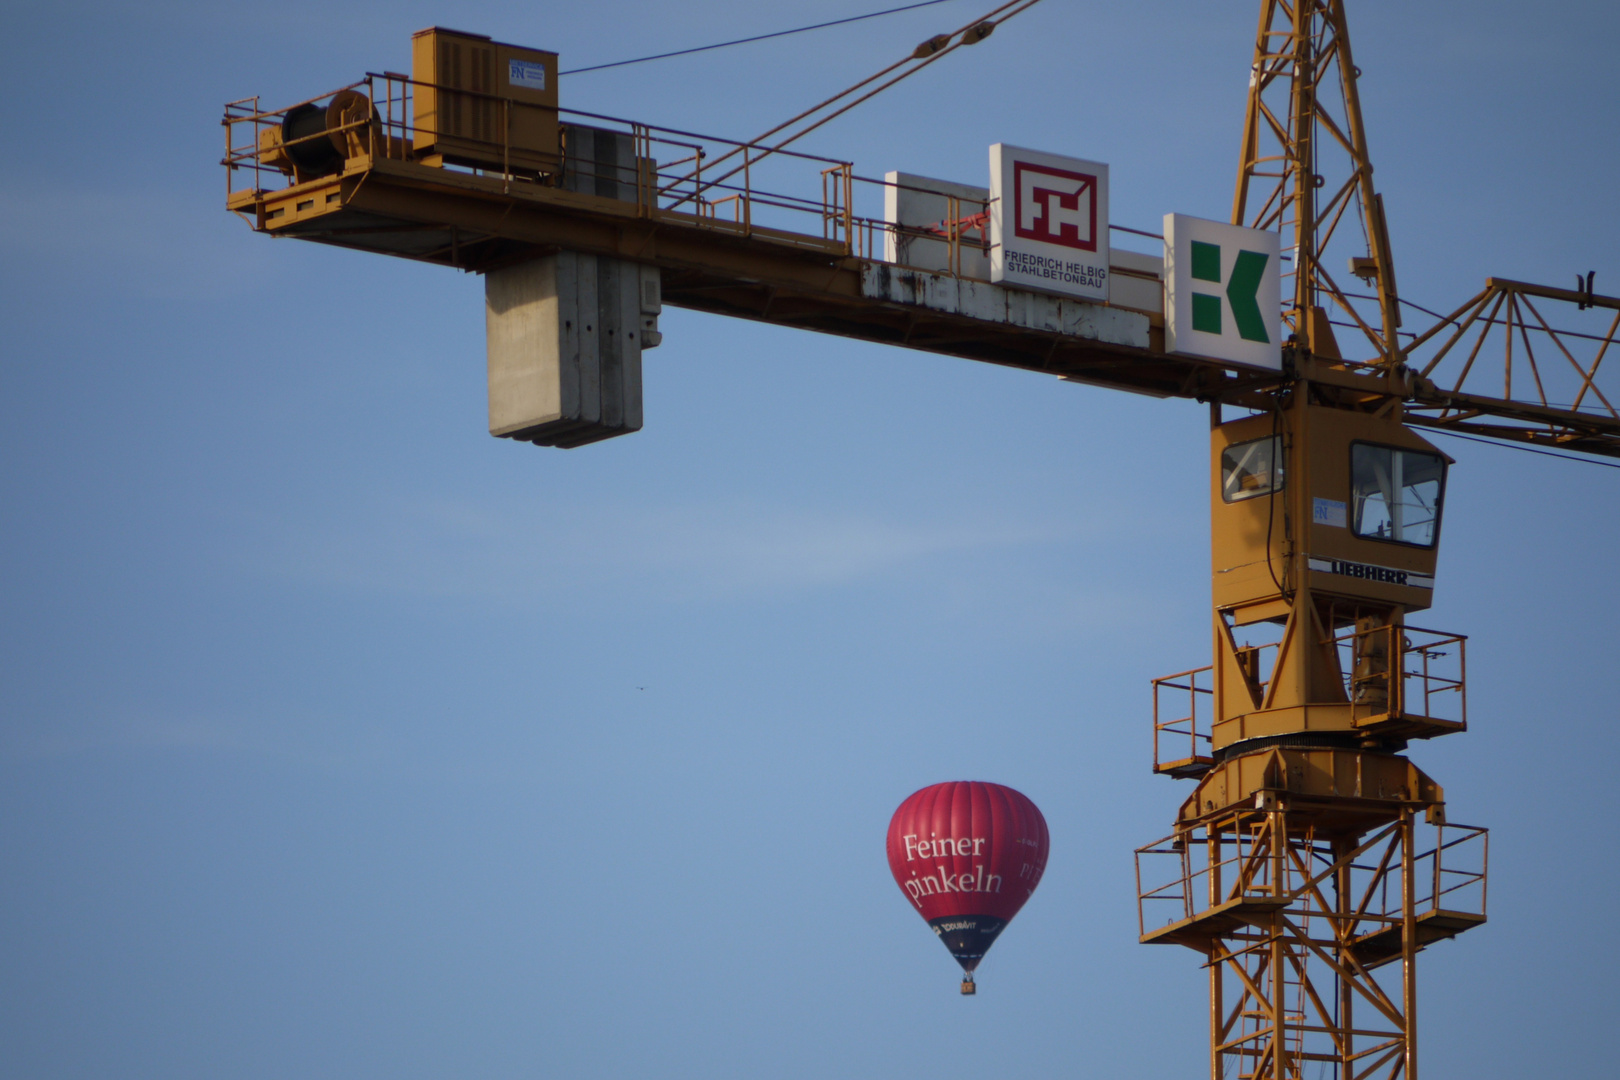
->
886, 781, 1049, 983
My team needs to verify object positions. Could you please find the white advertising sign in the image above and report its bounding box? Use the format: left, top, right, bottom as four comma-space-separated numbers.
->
1164, 213, 1282, 371
508, 59, 548, 90
989, 144, 1109, 302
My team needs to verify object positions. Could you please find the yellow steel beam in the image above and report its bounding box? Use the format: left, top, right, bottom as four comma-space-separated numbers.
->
226, 154, 1620, 455
236, 155, 1278, 406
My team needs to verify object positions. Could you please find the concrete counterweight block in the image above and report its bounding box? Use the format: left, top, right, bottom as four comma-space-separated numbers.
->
484, 251, 651, 448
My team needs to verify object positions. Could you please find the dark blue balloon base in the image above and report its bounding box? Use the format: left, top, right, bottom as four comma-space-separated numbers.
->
928, 915, 1007, 972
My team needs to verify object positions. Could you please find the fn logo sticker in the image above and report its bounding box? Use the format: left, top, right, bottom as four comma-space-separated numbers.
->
1190, 241, 1270, 342
1164, 213, 1282, 371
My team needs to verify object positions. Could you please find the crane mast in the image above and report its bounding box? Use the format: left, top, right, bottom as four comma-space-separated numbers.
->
1136, 8, 1484, 1080
1235, 0, 1402, 363
219, 4, 1617, 1077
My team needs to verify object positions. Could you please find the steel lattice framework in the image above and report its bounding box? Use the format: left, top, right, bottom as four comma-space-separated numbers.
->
1231, 0, 1620, 456
1234, 0, 1401, 366
1139, 776, 1489, 1080
1134, 7, 1495, 1080
1139, 809, 1487, 1080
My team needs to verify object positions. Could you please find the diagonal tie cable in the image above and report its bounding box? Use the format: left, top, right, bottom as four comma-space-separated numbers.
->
663, 0, 1044, 208
561, 1, 960, 76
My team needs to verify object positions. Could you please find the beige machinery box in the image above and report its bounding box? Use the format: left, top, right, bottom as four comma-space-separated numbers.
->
411, 27, 559, 174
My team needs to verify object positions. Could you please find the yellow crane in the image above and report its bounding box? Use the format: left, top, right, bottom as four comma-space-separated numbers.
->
221, 3, 1616, 1077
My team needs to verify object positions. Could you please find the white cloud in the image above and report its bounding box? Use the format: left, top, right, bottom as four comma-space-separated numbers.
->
0, 706, 387, 771
246, 494, 1067, 603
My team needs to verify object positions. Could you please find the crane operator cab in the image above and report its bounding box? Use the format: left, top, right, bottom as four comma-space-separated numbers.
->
1206, 400, 1464, 764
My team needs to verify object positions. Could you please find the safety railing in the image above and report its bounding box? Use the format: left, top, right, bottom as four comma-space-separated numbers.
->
1336, 623, 1466, 727
1149, 636, 1281, 776
1148, 622, 1465, 773
1136, 815, 1289, 930
225, 76, 940, 266
1136, 815, 1487, 940
1151, 664, 1215, 776
1357, 822, 1488, 925
223, 77, 1157, 280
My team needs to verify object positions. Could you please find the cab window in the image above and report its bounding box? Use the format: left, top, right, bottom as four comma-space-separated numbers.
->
1351, 444, 1445, 547
1221, 436, 1284, 502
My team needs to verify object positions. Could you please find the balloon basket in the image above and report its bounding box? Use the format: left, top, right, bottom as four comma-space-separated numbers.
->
960, 975, 976, 996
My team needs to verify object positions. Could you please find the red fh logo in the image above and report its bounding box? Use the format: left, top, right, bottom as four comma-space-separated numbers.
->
1012, 161, 1097, 251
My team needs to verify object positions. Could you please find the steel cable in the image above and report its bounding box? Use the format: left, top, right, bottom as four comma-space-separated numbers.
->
561, 1, 959, 75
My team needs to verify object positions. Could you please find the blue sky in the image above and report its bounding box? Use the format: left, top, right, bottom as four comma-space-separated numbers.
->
2, 2, 1617, 1078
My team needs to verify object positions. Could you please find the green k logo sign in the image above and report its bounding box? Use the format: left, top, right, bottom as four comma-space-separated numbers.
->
1189, 240, 1271, 343
1165, 214, 1280, 370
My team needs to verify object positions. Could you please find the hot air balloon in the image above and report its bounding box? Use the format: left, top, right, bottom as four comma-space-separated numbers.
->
886, 780, 1049, 994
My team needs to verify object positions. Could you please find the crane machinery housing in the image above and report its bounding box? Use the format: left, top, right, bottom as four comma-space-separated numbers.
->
221, 3, 1619, 1077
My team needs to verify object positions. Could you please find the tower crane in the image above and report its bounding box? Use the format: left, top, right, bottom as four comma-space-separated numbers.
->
221, 3, 1618, 1077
